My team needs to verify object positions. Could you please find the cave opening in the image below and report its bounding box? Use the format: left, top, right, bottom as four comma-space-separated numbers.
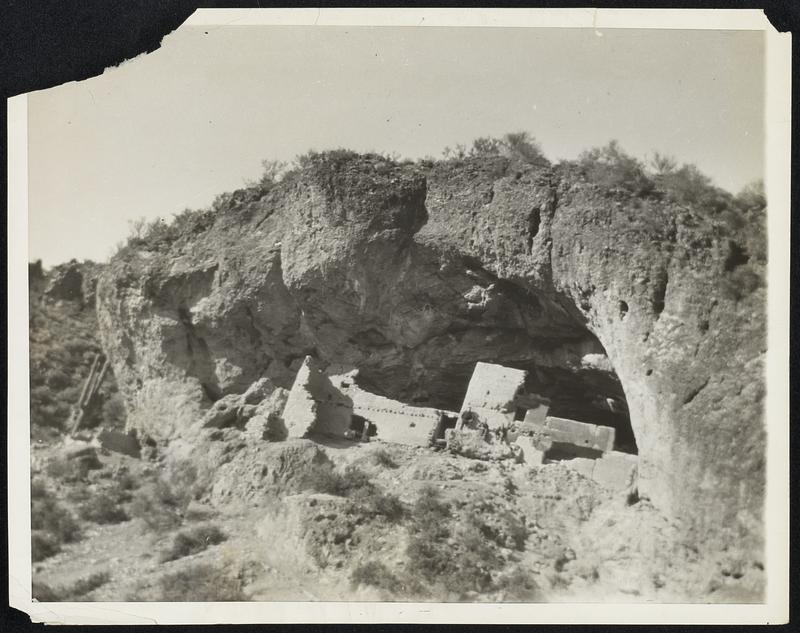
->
521, 363, 637, 455
348, 272, 638, 455
356, 352, 638, 456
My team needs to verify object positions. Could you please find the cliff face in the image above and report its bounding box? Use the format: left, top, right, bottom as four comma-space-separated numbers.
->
96, 151, 765, 557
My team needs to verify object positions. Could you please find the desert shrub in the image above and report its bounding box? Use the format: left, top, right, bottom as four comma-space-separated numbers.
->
112, 468, 140, 493
30, 478, 49, 500
255, 158, 288, 189
46, 456, 94, 482
350, 560, 403, 593
463, 496, 529, 551
303, 463, 371, 497
466, 132, 549, 167
45, 368, 71, 390
302, 463, 351, 496
304, 463, 405, 522
372, 448, 398, 469
130, 460, 208, 532
410, 485, 451, 531
160, 524, 226, 562
348, 486, 404, 522
292, 148, 361, 175
403, 486, 526, 599
736, 179, 766, 214
169, 207, 217, 238
32, 572, 111, 601
442, 144, 467, 160
78, 491, 129, 525
470, 136, 504, 156
303, 468, 406, 569
494, 565, 540, 601
66, 571, 111, 598
721, 265, 764, 302
31, 492, 82, 548
100, 394, 127, 429
130, 481, 184, 532
578, 141, 653, 196
502, 131, 549, 166
31, 531, 61, 562
651, 158, 733, 214
156, 564, 246, 601
405, 487, 455, 582
31, 485, 83, 562
31, 581, 60, 601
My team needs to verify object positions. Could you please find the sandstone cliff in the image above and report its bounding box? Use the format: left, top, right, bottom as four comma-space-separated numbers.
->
96, 149, 766, 562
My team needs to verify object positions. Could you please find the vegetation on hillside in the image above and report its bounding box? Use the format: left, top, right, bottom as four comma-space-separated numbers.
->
29, 262, 126, 438
116, 133, 763, 262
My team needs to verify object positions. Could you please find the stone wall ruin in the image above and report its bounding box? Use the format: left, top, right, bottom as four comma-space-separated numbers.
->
281, 356, 454, 447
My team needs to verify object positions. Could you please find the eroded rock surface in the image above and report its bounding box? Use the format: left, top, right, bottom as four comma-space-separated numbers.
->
96, 151, 766, 564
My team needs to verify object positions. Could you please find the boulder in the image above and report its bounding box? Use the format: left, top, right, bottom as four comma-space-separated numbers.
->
200, 394, 242, 429
60, 442, 102, 471
242, 377, 276, 405
96, 428, 141, 458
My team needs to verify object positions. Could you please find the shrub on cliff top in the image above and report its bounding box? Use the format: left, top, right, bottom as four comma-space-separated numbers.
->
441, 131, 549, 168
578, 140, 654, 196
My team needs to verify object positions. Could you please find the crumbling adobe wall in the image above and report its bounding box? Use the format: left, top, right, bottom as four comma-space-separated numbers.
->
330, 373, 450, 447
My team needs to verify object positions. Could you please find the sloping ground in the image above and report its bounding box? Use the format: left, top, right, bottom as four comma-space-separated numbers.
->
94, 148, 766, 579
28, 260, 126, 443
31, 437, 762, 603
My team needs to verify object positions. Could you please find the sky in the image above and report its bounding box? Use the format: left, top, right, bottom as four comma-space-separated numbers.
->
27, 25, 765, 266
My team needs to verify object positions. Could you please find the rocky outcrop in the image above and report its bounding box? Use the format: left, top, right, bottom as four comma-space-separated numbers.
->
96, 150, 766, 561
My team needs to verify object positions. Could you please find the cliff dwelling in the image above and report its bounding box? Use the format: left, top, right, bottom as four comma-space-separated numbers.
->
280, 356, 638, 492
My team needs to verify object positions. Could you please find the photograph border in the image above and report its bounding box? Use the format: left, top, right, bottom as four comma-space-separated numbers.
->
6, 7, 791, 625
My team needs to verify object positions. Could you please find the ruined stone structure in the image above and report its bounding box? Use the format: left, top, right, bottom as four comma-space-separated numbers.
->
525, 415, 616, 455
281, 356, 455, 446
459, 361, 550, 430
276, 356, 637, 491
330, 372, 455, 447
283, 357, 352, 439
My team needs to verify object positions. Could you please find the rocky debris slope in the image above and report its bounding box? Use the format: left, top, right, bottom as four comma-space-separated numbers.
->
95, 150, 766, 574
31, 437, 762, 603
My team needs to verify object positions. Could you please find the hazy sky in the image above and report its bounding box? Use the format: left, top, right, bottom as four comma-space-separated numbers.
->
28, 25, 765, 266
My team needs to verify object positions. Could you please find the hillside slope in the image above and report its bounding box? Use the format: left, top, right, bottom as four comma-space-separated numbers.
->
29, 260, 126, 443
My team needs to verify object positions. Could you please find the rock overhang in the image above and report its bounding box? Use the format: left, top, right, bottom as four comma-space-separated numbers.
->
94, 150, 765, 561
